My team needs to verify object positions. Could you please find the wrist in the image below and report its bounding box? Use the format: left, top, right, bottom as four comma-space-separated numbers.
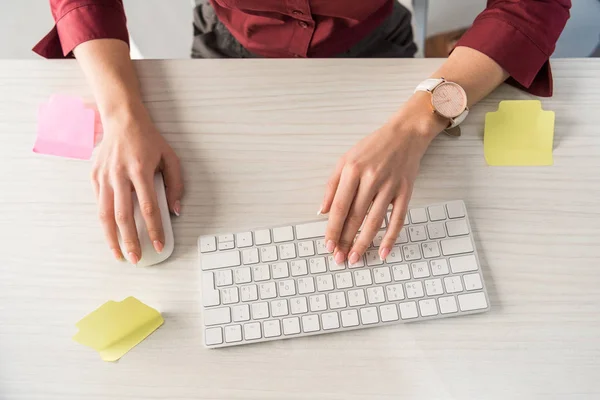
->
390, 92, 449, 142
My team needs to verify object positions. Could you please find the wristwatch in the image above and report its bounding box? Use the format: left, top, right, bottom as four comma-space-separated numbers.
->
414, 78, 469, 137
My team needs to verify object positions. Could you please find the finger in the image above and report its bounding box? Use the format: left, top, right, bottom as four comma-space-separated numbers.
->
350, 192, 391, 262
162, 149, 184, 216
379, 184, 413, 259
113, 177, 141, 265
324, 164, 360, 262
319, 158, 344, 215
131, 172, 165, 254
97, 184, 123, 261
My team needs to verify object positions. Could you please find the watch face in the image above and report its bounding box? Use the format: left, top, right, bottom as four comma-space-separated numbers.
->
431, 82, 467, 119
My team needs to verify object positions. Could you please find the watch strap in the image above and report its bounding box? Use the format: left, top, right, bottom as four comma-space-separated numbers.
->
414, 78, 444, 93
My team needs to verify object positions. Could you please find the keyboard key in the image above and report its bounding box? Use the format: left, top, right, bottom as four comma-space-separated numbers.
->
367, 286, 385, 304
405, 282, 424, 299
242, 248, 259, 265
316, 274, 334, 291
297, 241, 315, 257
463, 273, 483, 291
270, 299, 289, 317
290, 260, 308, 276
283, 317, 301, 335
327, 255, 345, 271
409, 208, 428, 224
259, 282, 277, 299
309, 257, 327, 273
290, 297, 308, 314
315, 239, 328, 255
240, 284, 258, 302
221, 287, 239, 304
366, 250, 382, 266
232, 304, 250, 322
409, 225, 427, 242
441, 237, 474, 256
427, 223, 446, 239
199, 236, 217, 253
372, 230, 385, 247
411, 262, 430, 279
279, 243, 296, 260
380, 304, 399, 322
449, 254, 478, 273
348, 255, 365, 268
399, 301, 418, 319
385, 284, 405, 301
273, 226, 294, 243
444, 276, 464, 293
260, 246, 278, 262
254, 229, 271, 245
328, 292, 347, 309
278, 279, 296, 297
458, 292, 488, 311
218, 234, 234, 243
301, 315, 320, 332
335, 271, 353, 289
348, 289, 366, 306
341, 309, 360, 327
271, 262, 289, 279
205, 327, 223, 345
225, 325, 242, 343
373, 266, 392, 284
425, 278, 443, 296
204, 307, 231, 326
243, 322, 261, 340
438, 296, 458, 314
385, 247, 403, 263
251, 302, 269, 319
309, 294, 327, 312
419, 299, 438, 317
402, 244, 421, 261
321, 312, 340, 330
297, 277, 315, 294
353, 270, 372, 287
236, 232, 253, 248
394, 228, 409, 245
252, 264, 270, 281
234, 267, 252, 284
430, 259, 449, 276
428, 205, 446, 221
422, 242, 441, 259
446, 220, 469, 237
360, 307, 379, 325
446, 201, 465, 219
218, 241, 235, 250
404, 214, 410, 226
215, 270, 233, 287
295, 220, 327, 239
392, 264, 410, 281
201, 250, 241, 270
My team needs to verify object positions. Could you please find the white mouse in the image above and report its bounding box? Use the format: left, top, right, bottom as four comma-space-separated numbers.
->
118, 173, 174, 267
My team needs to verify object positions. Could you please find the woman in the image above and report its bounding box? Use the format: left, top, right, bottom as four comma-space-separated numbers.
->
35, 0, 570, 265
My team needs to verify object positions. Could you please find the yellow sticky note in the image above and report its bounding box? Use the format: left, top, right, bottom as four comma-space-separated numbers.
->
73, 297, 164, 362
484, 100, 555, 166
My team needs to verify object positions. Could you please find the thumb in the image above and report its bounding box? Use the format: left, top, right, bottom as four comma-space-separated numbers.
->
161, 150, 184, 215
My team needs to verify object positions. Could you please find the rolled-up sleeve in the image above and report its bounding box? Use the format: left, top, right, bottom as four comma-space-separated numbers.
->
456, 0, 571, 97
33, 0, 129, 59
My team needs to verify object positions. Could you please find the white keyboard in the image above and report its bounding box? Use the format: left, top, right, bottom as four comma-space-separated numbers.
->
198, 200, 490, 348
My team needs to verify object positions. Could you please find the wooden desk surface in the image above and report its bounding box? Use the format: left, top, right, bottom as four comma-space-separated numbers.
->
0, 59, 599, 400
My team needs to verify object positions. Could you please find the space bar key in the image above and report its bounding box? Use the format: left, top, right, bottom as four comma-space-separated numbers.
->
295, 220, 328, 240
201, 250, 241, 270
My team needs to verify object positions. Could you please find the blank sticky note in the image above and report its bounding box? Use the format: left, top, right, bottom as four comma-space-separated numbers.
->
484, 100, 555, 166
73, 297, 164, 362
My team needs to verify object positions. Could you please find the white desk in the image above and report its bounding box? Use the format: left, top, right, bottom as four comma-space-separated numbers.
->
0, 59, 599, 399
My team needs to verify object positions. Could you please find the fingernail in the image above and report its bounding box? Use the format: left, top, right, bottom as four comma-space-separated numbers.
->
326, 240, 335, 253
349, 251, 360, 265
173, 200, 181, 216
380, 247, 390, 261
128, 252, 139, 265
317, 207, 323, 215
153, 240, 164, 254
112, 249, 124, 261
334, 250, 345, 265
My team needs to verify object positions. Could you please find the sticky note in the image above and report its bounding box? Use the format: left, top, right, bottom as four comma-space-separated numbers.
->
34, 95, 101, 160
73, 297, 164, 362
484, 100, 555, 166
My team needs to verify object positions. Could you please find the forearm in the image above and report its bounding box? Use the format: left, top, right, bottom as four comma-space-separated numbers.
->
73, 39, 144, 119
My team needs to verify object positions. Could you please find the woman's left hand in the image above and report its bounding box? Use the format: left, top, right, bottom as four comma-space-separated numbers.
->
320, 94, 446, 265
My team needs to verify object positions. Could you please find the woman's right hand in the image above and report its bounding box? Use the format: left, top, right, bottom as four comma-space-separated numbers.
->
91, 105, 183, 264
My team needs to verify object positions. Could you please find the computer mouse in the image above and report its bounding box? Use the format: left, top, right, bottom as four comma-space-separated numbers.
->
118, 173, 174, 267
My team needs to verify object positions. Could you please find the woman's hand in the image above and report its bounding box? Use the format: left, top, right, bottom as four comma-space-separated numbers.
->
91, 105, 183, 264
320, 93, 446, 265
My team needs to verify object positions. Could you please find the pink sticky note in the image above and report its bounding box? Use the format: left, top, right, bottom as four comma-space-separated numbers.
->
34, 95, 97, 160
